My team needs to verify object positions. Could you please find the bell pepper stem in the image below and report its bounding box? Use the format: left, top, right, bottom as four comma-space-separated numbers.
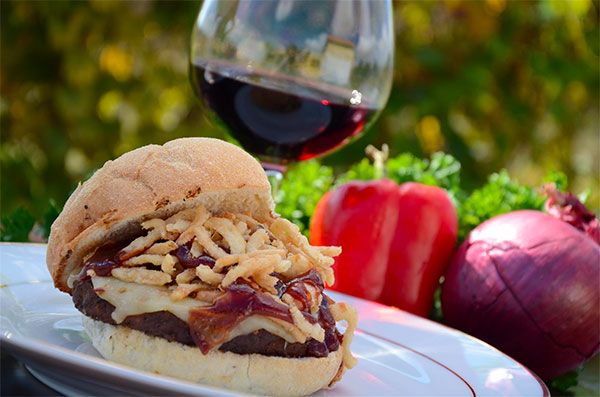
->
366, 144, 389, 179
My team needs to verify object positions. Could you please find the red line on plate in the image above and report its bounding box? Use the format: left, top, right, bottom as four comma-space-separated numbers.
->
357, 328, 476, 397
520, 365, 550, 397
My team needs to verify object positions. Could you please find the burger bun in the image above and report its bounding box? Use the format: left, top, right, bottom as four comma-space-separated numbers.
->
83, 317, 344, 396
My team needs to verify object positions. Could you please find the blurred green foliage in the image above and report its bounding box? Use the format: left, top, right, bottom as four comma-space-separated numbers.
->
1, 0, 598, 220
0, 207, 35, 242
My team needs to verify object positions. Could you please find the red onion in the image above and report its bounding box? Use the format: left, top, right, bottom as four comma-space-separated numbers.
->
544, 183, 600, 244
441, 201, 600, 380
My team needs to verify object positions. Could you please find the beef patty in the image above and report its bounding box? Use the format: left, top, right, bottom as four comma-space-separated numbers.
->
72, 279, 339, 358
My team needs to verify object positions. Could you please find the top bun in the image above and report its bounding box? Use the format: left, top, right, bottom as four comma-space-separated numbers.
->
47, 138, 273, 293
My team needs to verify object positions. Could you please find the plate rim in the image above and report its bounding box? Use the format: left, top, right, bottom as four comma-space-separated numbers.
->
1, 332, 243, 396
344, 295, 550, 396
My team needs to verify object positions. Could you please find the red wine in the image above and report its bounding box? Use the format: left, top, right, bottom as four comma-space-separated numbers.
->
191, 63, 378, 163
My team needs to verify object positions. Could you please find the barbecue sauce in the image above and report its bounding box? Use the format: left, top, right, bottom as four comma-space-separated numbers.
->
188, 270, 341, 355
78, 242, 123, 280
173, 244, 216, 268
189, 283, 293, 353
78, 239, 217, 279
281, 270, 324, 313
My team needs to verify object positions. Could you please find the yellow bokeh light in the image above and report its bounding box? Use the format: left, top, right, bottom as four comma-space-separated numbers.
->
416, 115, 445, 154
97, 90, 123, 121
564, 81, 588, 108
547, 0, 591, 17
486, 0, 506, 14
99, 45, 133, 82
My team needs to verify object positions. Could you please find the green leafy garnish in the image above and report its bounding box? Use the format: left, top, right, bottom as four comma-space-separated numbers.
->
274, 153, 568, 243
544, 170, 569, 192
456, 170, 570, 241
388, 152, 461, 192
457, 170, 547, 241
547, 369, 579, 393
335, 158, 378, 184
275, 160, 334, 236
336, 151, 462, 193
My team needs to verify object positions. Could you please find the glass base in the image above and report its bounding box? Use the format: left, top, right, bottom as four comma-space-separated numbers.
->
262, 162, 286, 198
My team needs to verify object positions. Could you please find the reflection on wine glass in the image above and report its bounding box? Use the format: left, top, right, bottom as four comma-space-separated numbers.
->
190, 0, 394, 187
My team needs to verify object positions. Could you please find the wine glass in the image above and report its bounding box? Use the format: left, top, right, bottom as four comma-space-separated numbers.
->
190, 0, 394, 190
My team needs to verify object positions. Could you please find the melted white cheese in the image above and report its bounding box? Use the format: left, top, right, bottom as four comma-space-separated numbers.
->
90, 277, 298, 344
91, 277, 205, 323
229, 316, 297, 343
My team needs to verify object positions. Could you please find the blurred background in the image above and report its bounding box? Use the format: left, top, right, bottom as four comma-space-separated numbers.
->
1, 0, 598, 220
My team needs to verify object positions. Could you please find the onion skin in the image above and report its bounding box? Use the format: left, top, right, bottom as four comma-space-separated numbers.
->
442, 210, 600, 380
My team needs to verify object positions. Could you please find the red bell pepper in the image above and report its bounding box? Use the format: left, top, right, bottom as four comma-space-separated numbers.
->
378, 182, 458, 316
310, 179, 401, 301
310, 180, 458, 317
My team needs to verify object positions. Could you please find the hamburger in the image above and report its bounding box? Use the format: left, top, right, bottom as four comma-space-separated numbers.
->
47, 138, 357, 396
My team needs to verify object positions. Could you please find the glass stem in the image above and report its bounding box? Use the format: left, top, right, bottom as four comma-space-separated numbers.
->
262, 162, 287, 199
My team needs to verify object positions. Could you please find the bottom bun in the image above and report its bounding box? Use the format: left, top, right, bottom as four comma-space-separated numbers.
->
83, 317, 344, 396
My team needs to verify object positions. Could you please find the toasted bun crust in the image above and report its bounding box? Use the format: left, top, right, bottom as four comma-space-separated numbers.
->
83, 317, 343, 396
47, 138, 273, 293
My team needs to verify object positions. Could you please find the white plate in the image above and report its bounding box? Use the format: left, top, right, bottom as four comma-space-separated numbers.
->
0, 243, 548, 396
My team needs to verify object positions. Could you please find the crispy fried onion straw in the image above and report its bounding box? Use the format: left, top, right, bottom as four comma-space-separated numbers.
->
329, 302, 359, 369
106, 205, 345, 347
